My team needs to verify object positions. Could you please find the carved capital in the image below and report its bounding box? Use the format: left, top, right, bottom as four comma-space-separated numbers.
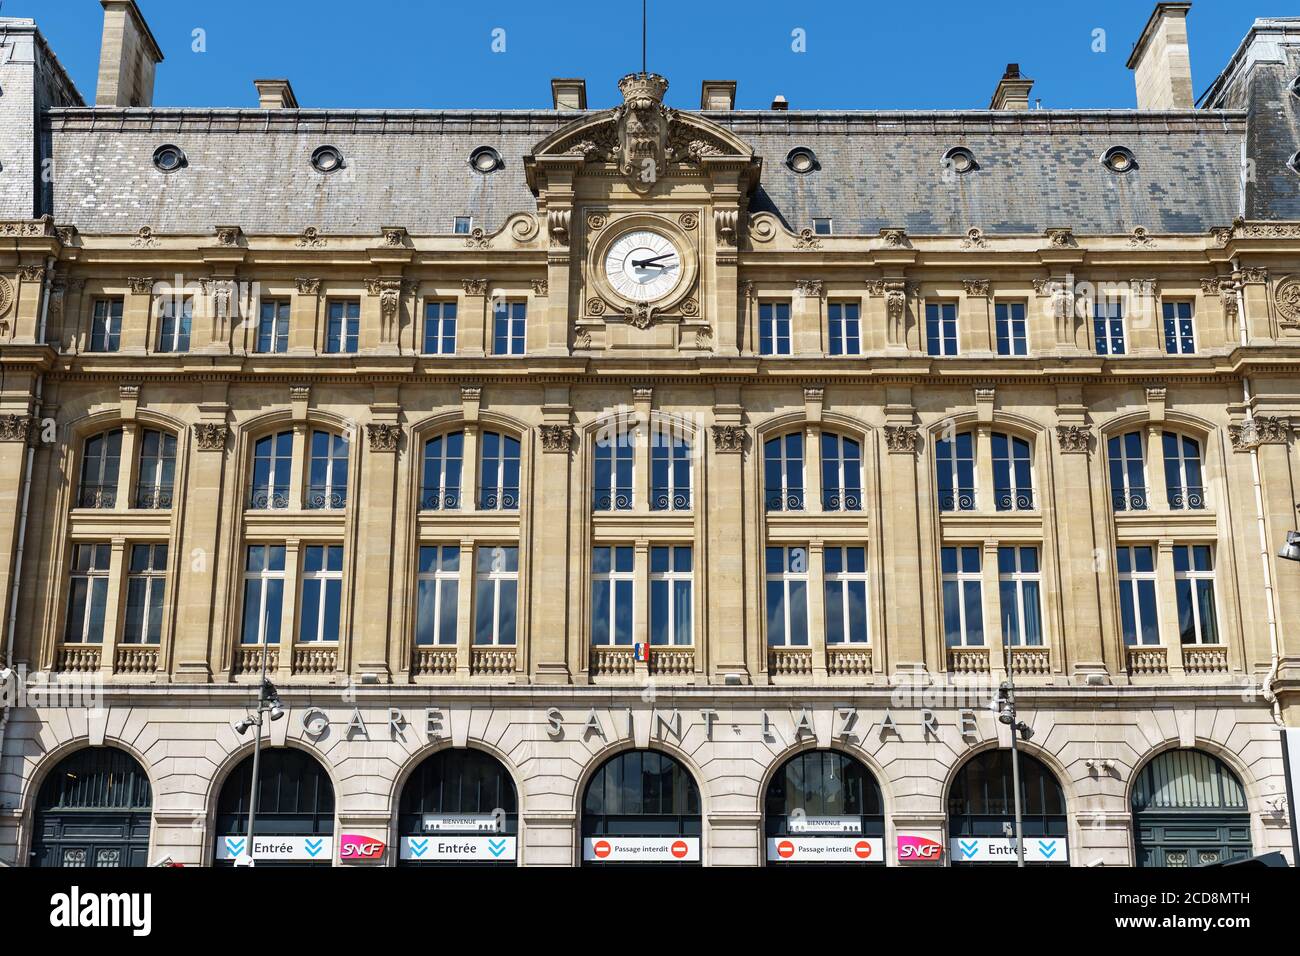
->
1229, 416, 1289, 452
295, 277, 321, 295
962, 279, 990, 297
127, 277, 154, 295
462, 278, 489, 297
794, 279, 824, 298
366, 422, 402, 452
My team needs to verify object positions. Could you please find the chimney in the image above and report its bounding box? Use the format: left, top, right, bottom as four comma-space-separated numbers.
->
95, 0, 163, 107
770, 94, 788, 111
1126, 2, 1194, 109
254, 79, 299, 109
700, 80, 736, 110
989, 63, 1033, 110
550, 78, 587, 110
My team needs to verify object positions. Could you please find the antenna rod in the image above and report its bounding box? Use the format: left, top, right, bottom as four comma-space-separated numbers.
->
642, 0, 647, 74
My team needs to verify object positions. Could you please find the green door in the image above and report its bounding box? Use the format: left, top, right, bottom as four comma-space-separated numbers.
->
32, 747, 153, 868
1132, 750, 1252, 868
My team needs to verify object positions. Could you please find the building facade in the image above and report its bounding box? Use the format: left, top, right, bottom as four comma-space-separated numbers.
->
1, 2, 1300, 867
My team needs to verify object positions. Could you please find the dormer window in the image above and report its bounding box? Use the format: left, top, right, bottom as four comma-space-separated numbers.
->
310, 145, 345, 173
812, 218, 832, 235
454, 217, 472, 234
942, 146, 977, 174
785, 147, 818, 174
469, 146, 503, 174
152, 144, 187, 172
1101, 146, 1136, 173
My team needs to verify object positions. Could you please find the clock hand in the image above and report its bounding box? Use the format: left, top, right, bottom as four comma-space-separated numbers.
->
631, 252, 676, 268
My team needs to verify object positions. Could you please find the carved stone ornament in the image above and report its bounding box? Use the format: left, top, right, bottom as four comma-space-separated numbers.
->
962, 279, 990, 296
1213, 217, 1300, 245
0, 413, 33, 443
464, 227, 491, 250
18, 265, 45, 282
0, 276, 11, 317
1056, 424, 1091, 453
711, 424, 746, 453
295, 277, 321, 295
884, 283, 908, 323
1228, 416, 1289, 451
382, 226, 408, 247
616, 72, 673, 193
586, 213, 607, 231
1240, 267, 1268, 284
624, 302, 654, 329
883, 425, 920, 455
573, 328, 592, 349
586, 297, 607, 317
678, 212, 699, 231
715, 209, 738, 247
462, 278, 489, 296
131, 226, 159, 248
366, 423, 402, 452
538, 424, 574, 453
795, 279, 824, 298
215, 225, 242, 247
530, 278, 549, 296
1274, 274, 1300, 327
548, 209, 571, 245
1128, 226, 1154, 247
1044, 227, 1074, 248
296, 227, 327, 248
193, 422, 228, 451
679, 298, 699, 317
961, 227, 988, 249
694, 325, 713, 349
879, 228, 908, 248
127, 277, 154, 295
794, 228, 822, 250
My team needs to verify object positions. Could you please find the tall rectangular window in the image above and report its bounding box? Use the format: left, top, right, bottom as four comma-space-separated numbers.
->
90, 298, 123, 352
134, 429, 176, 509
998, 546, 1042, 647
1162, 301, 1196, 355
478, 431, 520, 510
326, 299, 360, 354
593, 426, 634, 511
995, 301, 1027, 356
824, 546, 868, 645
422, 300, 458, 355
416, 545, 460, 646
493, 300, 526, 355
651, 423, 692, 511
759, 301, 791, 356
936, 432, 976, 512
421, 432, 463, 510
592, 546, 635, 646
941, 546, 983, 647
298, 545, 343, 643
765, 546, 809, 647
1163, 432, 1205, 510
828, 301, 861, 356
650, 545, 692, 646
474, 545, 518, 645
241, 544, 286, 645
925, 302, 958, 356
1108, 432, 1148, 511
992, 432, 1034, 511
1094, 297, 1126, 355
123, 543, 167, 645
249, 431, 293, 509
821, 433, 862, 511
764, 434, 805, 511
157, 296, 192, 353
1174, 545, 1219, 645
65, 543, 111, 643
79, 429, 121, 509
1117, 545, 1159, 646
257, 299, 290, 354
307, 430, 349, 511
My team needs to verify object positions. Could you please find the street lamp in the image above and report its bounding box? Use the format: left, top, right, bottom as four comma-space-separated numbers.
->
233, 648, 284, 867
995, 665, 1034, 868
1280, 531, 1300, 563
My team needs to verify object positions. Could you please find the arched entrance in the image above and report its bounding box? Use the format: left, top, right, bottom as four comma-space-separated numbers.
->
397, 749, 518, 865
1132, 749, 1252, 867
764, 749, 885, 866
32, 747, 152, 868
213, 748, 335, 867
581, 750, 701, 865
948, 749, 1068, 865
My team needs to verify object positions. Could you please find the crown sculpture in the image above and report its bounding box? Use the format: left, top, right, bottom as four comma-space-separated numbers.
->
617, 72, 673, 194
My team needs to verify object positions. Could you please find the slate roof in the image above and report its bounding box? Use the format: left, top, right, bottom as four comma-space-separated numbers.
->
44, 106, 1246, 237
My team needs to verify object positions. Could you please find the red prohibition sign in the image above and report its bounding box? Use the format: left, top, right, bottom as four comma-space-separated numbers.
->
854, 840, 873, 859
593, 840, 612, 858
670, 840, 689, 859
777, 840, 796, 859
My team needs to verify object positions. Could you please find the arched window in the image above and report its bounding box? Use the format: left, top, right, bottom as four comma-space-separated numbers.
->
478, 431, 520, 510
1108, 431, 1148, 511
991, 432, 1033, 511
32, 747, 152, 868
764, 433, 805, 511
948, 750, 1067, 864
651, 421, 692, 511
1162, 432, 1205, 510
79, 428, 122, 509
421, 431, 463, 510
214, 749, 335, 866
397, 749, 518, 865
1132, 749, 1251, 867
593, 424, 633, 511
306, 430, 349, 510
935, 431, 975, 511
134, 428, 176, 509
821, 432, 862, 511
764, 750, 884, 865
249, 431, 293, 509
582, 750, 701, 864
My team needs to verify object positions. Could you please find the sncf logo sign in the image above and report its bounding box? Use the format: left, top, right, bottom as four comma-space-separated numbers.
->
897, 835, 944, 861
339, 834, 386, 860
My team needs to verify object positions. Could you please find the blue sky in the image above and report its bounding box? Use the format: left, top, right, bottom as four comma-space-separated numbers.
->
11, 0, 1298, 110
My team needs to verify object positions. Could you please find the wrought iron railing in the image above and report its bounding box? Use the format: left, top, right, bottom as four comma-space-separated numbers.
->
822, 488, 862, 511
133, 482, 174, 510
77, 483, 117, 509
479, 487, 519, 510
420, 487, 461, 510
995, 488, 1035, 511
305, 485, 347, 510
247, 487, 289, 510
1112, 487, 1149, 512
1168, 485, 1205, 510
651, 489, 691, 511
765, 489, 805, 512
594, 488, 633, 511
939, 488, 976, 512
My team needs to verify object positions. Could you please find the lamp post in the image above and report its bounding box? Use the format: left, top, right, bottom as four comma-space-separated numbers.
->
997, 645, 1035, 868
233, 648, 283, 867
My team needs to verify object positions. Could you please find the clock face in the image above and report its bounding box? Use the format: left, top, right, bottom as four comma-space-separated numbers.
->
603, 230, 682, 303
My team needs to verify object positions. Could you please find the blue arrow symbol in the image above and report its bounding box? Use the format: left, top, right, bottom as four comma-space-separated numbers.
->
225, 837, 246, 857
304, 838, 323, 857
1038, 840, 1057, 859
409, 838, 428, 858
488, 838, 507, 858
959, 840, 979, 859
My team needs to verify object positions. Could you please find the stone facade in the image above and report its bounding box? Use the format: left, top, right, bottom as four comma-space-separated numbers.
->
1, 7, 1300, 867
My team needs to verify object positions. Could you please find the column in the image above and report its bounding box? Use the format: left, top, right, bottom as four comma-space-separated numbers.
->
289, 278, 320, 354
633, 388, 652, 513
708, 390, 747, 679
98, 537, 128, 674
172, 408, 229, 681
881, 393, 925, 674
278, 539, 301, 680
1144, 423, 1168, 511
1051, 401, 1107, 679
532, 387, 574, 683
807, 540, 827, 681
804, 424, 822, 513
455, 538, 475, 677
633, 539, 650, 679
974, 424, 993, 512
120, 277, 153, 354
115, 422, 139, 512
354, 407, 400, 680
0, 406, 35, 655
459, 281, 488, 356
964, 281, 993, 353
1155, 538, 1186, 676
286, 423, 308, 511
794, 280, 824, 355
982, 539, 1006, 681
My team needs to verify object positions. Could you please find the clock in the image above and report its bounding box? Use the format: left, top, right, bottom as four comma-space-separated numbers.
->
603, 229, 682, 303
